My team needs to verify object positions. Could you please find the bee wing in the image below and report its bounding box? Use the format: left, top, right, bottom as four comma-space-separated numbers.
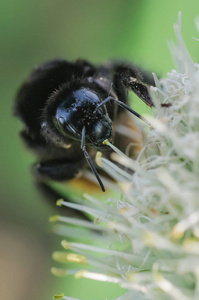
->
14, 59, 73, 135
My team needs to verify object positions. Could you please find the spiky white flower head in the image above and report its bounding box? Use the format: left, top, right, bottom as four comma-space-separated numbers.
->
52, 12, 199, 300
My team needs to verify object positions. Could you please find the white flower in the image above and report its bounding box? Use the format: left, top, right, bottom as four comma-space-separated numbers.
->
52, 12, 199, 300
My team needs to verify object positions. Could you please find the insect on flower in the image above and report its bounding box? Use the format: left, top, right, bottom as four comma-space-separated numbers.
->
14, 59, 154, 192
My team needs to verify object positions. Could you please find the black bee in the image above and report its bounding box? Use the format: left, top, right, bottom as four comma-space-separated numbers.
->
15, 59, 154, 192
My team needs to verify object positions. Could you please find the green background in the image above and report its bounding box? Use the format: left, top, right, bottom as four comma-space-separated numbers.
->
1, 1, 199, 299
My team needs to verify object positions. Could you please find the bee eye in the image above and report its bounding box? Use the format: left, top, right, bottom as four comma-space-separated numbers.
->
54, 110, 81, 140
58, 116, 65, 125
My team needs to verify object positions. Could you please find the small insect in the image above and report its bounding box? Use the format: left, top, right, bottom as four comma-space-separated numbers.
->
14, 59, 154, 192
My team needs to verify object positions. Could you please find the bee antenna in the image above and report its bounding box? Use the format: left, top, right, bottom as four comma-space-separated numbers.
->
81, 126, 105, 192
95, 96, 152, 127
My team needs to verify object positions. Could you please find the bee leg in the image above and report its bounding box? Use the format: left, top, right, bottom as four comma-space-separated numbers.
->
32, 160, 94, 219
113, 64, 156, 107
33, 159, 84, 182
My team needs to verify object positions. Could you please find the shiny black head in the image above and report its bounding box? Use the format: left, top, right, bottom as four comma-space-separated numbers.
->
42, 87, 113, 192
53, 88, 112, 149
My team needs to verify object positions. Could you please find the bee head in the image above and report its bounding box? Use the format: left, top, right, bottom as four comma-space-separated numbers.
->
54, 88, 112, 148
42, 87, 113, 192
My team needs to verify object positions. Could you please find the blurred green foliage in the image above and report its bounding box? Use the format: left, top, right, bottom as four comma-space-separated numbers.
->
1, 1, 199, 299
